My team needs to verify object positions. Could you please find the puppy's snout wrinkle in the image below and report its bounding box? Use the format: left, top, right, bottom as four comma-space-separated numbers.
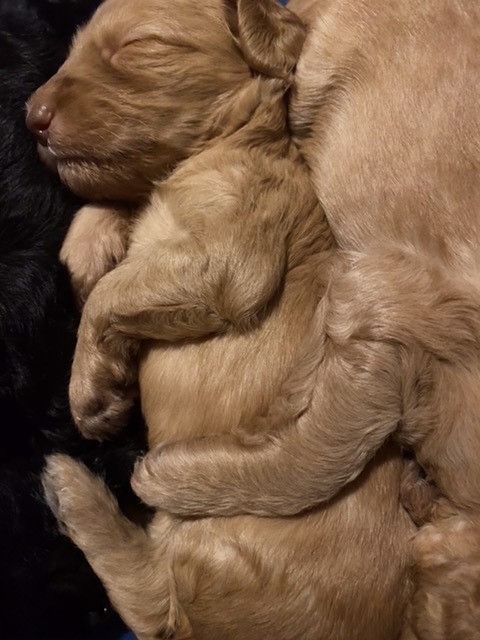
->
26, 102, 54, 145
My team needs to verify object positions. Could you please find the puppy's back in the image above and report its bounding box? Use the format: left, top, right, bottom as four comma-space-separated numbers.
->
290, 0, 480, 255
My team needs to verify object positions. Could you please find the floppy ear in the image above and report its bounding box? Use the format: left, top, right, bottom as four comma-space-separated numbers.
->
223, 0, 306, 79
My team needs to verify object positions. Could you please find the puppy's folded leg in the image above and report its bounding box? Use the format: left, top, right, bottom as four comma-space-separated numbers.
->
70, 218, 286, 440
42, 454, 192, 640
60, 204, 132, 307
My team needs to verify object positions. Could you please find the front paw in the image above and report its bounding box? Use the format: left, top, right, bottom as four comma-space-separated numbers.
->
60, 205, 130, 308
71, 383, 136, 441
131, 447, 171, 508
130, 441, 232, 517
70, 342, 136, 440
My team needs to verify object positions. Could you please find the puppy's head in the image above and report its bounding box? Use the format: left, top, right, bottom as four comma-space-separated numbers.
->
26, 0, 304, 203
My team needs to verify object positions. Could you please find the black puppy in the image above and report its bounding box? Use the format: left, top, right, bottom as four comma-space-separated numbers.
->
0, 2, 146, 638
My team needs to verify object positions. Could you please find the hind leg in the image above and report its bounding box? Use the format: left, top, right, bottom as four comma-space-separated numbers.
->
42, 454, 192, 640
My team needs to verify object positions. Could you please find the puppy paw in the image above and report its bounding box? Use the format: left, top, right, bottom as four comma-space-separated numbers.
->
60, 205, 130, 308
69, 337, 137, 440
43, 454, 126, 553
131, 447, 171, 508
130, 439, 240, 517
400, 459, 443, 526
70, 383, 136, 441
42, 454, 68, 522
131, 444, 210, 515
42, 454, 95, 533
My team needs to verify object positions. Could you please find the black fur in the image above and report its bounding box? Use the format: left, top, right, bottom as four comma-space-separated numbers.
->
0, 2, 146, 638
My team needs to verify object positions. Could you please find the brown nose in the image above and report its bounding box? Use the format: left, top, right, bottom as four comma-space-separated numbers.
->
26, 103, 54, 145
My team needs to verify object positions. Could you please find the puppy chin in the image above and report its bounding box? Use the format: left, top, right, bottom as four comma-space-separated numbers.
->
37, 143, 59, 172
59, 163, 148, 204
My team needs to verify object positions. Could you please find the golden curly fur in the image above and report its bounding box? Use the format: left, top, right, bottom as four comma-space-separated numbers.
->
400, 461, 480, 639
29, 0, 417, 638
120, 1, 480, 636
139, 0, 480, 523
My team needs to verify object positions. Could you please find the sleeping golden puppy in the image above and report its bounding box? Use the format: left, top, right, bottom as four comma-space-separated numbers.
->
28, 0, 416, 638
137, 0, 480, 520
